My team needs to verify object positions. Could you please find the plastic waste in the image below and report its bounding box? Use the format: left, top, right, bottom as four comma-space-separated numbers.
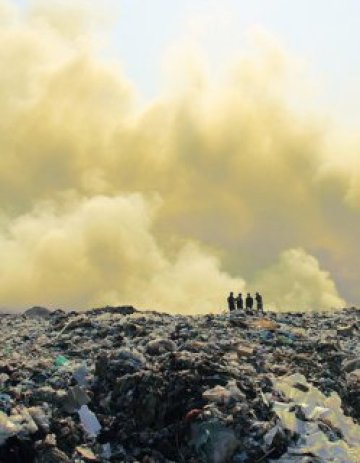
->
102, 443, 112, 459
76, 446, 98, 461
259, 330, 274, 341
1, 304, 360, 461
3, 346, 12, 355
78, 405, 101, 438
54, 355, 69, 367
190, 420, 239, 463
203, 380, 245, 405
232, 451, 249, 463
269, 373, 360, 463
61, 385, 90, 413
28, 407, 50, 433
249, 319, 278, 330
73, 364, 89, 387
10, 407, 38, 437
0, 394, 11, 413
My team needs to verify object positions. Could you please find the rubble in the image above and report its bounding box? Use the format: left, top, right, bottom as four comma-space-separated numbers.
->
24, 307, 52, 319
0, 306, 359, 462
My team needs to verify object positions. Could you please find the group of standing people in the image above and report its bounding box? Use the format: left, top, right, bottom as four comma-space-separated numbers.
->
227, 291, 264, 312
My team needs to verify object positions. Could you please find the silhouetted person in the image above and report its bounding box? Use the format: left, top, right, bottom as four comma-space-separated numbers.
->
255, 292, 263, 312
227, 292, 236, 312
236, 293, 243, 310
246, 293, 253, 310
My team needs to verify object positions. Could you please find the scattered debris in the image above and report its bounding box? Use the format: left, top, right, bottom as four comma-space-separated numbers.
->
0, 306, 359, 461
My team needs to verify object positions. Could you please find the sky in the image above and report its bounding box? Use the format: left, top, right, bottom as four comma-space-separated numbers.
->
111, 0, 360, 122
13, 0, 360, 120
1, 0, 360, 313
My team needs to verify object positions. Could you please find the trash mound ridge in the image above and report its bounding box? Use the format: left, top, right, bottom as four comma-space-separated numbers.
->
0, 306, 359, 463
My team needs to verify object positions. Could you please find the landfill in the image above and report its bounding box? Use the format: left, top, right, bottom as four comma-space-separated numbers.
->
0, 305, 359, 463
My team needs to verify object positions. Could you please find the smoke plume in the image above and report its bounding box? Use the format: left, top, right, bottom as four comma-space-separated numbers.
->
0, 0, 356, 312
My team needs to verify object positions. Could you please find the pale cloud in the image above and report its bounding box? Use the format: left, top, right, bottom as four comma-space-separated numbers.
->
251, 248, 345, 312
0, 0, 17, 23
28, 0, 120, 40
0, 0, 356, 312
0, 194, 245, 313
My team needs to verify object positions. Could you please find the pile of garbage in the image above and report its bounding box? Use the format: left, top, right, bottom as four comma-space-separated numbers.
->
0, 305, 359, 462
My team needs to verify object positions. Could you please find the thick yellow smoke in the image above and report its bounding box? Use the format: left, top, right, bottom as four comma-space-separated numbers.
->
0, 0, 355, 312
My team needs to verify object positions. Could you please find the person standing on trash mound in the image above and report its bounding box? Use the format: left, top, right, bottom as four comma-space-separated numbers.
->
227, 291, 236, 312
246, 293, 254, 310
255, 292, 264, 313
236, 293, 243, 311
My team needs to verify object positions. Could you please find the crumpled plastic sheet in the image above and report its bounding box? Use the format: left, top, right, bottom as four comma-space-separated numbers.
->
272, 402, 318, 435
269, 373, 360, 463
78, 405, 101, 438
101, 443, 112, 459
190, 420, 239, 463
202, 380, 245, 405
271, 456, 321, 463
73, 364, 89, 387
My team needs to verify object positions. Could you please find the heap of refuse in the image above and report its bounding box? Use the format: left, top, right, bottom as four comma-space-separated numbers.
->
0, 305, 359, 462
